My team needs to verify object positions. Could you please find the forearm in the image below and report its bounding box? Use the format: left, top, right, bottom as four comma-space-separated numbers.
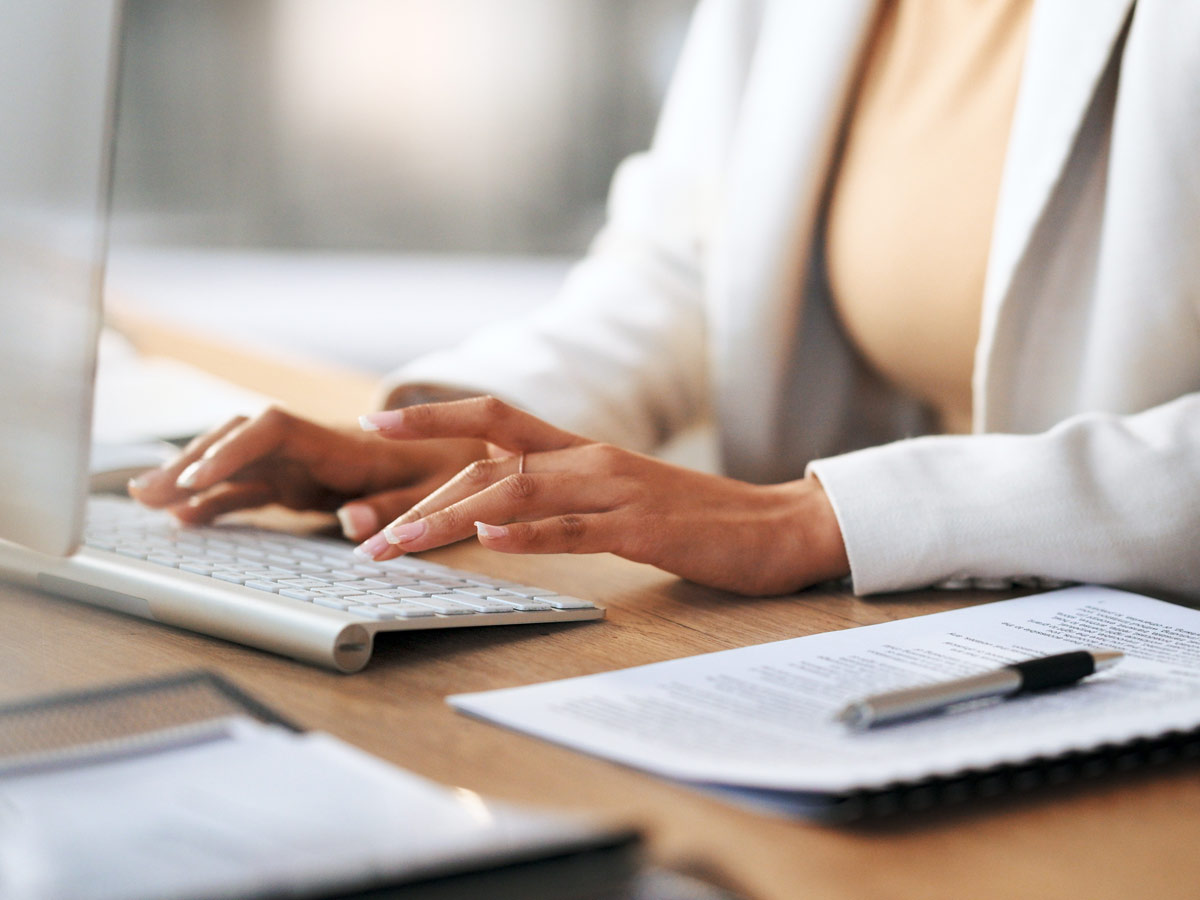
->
808, 394, 1200, 596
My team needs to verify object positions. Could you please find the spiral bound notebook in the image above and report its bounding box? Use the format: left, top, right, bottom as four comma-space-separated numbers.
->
0, 671, 643, 900
701, 724, 1200, 823
450, 586, 1200, 823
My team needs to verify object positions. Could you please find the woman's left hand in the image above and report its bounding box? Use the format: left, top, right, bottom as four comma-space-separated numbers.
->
354, 396, 850, 596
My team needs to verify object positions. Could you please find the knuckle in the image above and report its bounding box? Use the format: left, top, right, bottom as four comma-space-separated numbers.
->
402, 501, 430, 522
257, 405, 296, 431
460, 458, 500, 486
477, 395, 510, 419
583, 443, 624, 474
557, 513, 588, 543
500, 473, 537, 501
433, 503, 468, 532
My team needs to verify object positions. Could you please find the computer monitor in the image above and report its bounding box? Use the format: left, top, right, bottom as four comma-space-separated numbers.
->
0, 0, 122, 556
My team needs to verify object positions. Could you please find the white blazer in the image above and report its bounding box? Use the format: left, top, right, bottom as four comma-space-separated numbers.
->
387, 0, 1200, 598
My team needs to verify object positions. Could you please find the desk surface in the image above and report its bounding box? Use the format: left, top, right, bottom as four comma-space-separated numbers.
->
6, 324, 1198, 900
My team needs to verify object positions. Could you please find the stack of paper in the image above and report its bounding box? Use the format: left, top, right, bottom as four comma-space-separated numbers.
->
0, 709, 638, 899
450, 587, 1200, 819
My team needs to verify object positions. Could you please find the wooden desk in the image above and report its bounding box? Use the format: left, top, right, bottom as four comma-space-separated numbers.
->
4, 328, 1197, 900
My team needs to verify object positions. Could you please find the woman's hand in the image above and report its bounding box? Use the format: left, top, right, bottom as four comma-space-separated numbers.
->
128, 406, 488, 541
354, 396, 851, 596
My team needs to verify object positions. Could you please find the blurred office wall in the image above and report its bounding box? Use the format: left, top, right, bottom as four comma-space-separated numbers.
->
110, 0, 693, 255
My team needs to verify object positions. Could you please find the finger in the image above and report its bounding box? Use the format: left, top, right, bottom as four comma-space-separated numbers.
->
128, 415, 249, 507
384, 444, 589, 529
335, 486, 432, 542
474, 513, 617, 556
384, 455, 517, 530
376, 472, 621, 553
169, 406, 325, 494
167, 481, 276, 526
360, 395, 588, 456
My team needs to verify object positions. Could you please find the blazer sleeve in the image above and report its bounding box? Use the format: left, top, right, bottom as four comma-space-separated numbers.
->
378, 0, 765, 451
807, 393, 1200, 598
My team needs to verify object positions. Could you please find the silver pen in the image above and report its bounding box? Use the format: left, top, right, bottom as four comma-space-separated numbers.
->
836, 648, 1124, 730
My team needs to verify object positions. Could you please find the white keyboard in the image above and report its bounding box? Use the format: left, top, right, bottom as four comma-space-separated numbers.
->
67, 496, 603, 671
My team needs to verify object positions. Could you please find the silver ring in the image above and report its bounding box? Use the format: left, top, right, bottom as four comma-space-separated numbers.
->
517, 452, 527, 475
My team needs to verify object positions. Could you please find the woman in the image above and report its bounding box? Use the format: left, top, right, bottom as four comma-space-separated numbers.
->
132, 0, 1200, 598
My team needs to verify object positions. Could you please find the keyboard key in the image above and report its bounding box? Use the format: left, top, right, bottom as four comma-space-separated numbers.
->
431, 592, 514, 613
496, 590, 591, 609
406, 597, 476, 615
243, 580, 283, 593
379, 603, 436, 618
279, 578, 329, 590
367, 587, 429, 600
313, 586, 365, 597
541, 595, 595, 609
420, 576, 471, 588
493, 596, 554, 611
279, 589, 320, 602
333, 580, 375, 590
345, 594, 389, 605
299, 573, 340, 584
452, 586, 500, 598
312, 595, 350, 610
501, 586, 559, 598
180, 563, 220, 576
344, 605, 396, 621
381, 578, 429, 592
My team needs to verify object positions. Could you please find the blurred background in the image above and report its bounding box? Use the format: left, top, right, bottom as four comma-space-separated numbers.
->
106, 0, 694, 375
112, 0, 692, 254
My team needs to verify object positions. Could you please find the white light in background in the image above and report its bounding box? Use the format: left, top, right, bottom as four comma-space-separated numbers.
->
269, 0, 573, 195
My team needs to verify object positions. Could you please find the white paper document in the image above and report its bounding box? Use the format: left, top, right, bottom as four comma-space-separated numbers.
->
450, 587, 1200, 794
92, 329, 273, 445
0, 720, 615, 900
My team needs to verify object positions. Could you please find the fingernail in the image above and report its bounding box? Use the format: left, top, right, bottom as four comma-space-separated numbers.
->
175, 461, 208, 489
353, 533, 391, 560
128, 470, 160, 491
383, 520, 426, 545
359, 411, 403, 432
337, 504, 378, 541
475, 521, 509, 540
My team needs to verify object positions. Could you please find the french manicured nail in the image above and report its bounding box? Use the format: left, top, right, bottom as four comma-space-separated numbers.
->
359, 411, 404, 432
175, 460, 208, 489
475, 521, 509, 540
128, 470, 161, 491
337, 504, 377, 541
383, 520, 426, 545
353, 533, 391, 560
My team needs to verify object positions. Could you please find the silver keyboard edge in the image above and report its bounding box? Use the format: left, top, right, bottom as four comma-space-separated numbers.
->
2, 500, 605, 673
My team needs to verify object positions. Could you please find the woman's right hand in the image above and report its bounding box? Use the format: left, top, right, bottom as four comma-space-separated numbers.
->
127, 406, 488, 541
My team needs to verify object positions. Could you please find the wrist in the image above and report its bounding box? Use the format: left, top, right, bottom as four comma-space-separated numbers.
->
794, 474, 851, 584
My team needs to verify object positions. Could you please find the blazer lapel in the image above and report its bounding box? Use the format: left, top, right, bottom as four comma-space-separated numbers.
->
975, 0, 1134, 428
712, 0, 876, 473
